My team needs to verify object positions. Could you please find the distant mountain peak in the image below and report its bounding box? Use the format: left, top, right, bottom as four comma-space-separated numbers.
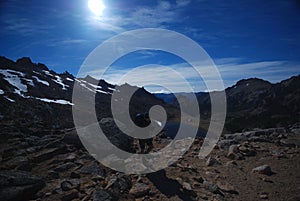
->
0, 56, 51, 74
16, 57, 32, 64
82, 75, 98, 84
0, 56, 175, 129
279, 74, 300, 89
236, 77, 271, 86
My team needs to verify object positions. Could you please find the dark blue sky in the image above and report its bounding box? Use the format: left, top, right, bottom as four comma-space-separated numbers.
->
1, 0, 300, 92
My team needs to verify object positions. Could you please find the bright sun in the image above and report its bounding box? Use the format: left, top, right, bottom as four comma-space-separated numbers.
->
88, 0, 105, 16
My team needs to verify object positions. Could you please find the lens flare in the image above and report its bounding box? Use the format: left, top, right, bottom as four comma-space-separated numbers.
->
88, 0, 105, 16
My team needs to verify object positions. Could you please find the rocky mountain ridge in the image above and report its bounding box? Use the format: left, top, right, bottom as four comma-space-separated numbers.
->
2, 56, 299, 134
156, 75, 300, 132
0, 56, 173, 131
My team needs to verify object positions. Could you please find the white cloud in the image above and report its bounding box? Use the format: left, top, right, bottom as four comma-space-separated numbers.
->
60, 39, 88, 45
119, 0, 190, 29
159, 1, 172, 10
152, 89, 172, 94
85, 1, 192, 34
87, 16, 125, 33
81, 58, 300, 93
129, 7, 176, 28
2, 17, 55, 36
81, 62, 222, 92
217, 60, 300, 86
46, 38, 89, 48
176, 0, 191, 7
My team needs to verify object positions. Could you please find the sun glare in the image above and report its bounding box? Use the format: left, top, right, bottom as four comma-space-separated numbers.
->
88, 0, 105, 16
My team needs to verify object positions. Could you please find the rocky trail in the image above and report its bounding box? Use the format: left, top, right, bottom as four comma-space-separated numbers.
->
1, 122, 300, 201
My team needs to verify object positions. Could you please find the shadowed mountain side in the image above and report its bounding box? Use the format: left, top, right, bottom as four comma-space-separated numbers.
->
156, 75, 300, 133
0, 56, 180, 132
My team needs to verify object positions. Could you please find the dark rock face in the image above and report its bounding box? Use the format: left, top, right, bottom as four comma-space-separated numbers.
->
79, 162, 106, 178
105, 173, 132, 200
60, 179, 81, 191
0, 56, 75, 130
0, 56, 174, 132
31, 146, 68, 163
0, 171, 45, 201
224, 76, 300, 132
62, 130, 84, 149
158, 76, 300, 133
93, 189, 112, 201
129, 183, 150, 198
100, 118, 134, 152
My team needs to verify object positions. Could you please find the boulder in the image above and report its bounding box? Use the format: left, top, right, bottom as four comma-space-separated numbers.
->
54, 162, 77, 172
252, 165, 273, 176
238, 145, 256, 156
203, 181, 220, 194
280, 138, 300, 147
79, 162, 106, 178
31, 146, 68, 163
60, 179, 81, 191
216, 181, 238, 194
182, 182, 192, 191
93, 189, 112, 201
129, 183, 150, 198
206, 156, 220, 166
0, 171, 45, 201
61, 189, 79, 201
291, 128, 300, 135
227, 144, 241, 159
217, 139, 236, 148
105, 173, 132, 198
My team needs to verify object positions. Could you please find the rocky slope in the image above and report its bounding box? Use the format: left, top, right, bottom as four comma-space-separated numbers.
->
0, 119, 299, 200
156, 76, 300, 133
0, 56, 177, 131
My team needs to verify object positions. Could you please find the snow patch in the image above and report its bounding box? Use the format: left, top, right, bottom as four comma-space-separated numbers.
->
36, 97, 74, 105
76, 79, 111, 95
0, 89, 4, 95
154, 120, 163, 127
79, 83, 95, 93
32, 76, 49, 86
22, 78, 34, 87
33, 71, 41, 75
5, 96, 15, 102
43, 70, 53, 77
87, 82, 102, 89
66, 77, 74, 82
53, 75, 69, 90
96, 90, 108, 94
43, 71, 69, 90
0, 69, 28, 95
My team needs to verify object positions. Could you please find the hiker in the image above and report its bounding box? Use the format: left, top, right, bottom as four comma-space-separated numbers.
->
134, 113, 154, 153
